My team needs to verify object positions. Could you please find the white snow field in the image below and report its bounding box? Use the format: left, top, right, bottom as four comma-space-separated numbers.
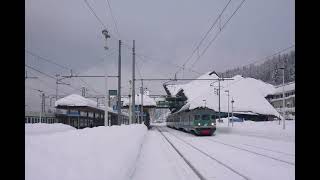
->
25, 124, 147, 180
26, 120, 294, 180
155, 120, 295, 180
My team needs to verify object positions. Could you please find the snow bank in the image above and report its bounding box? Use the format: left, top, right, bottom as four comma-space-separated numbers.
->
25, 123, 76, 135
26, 124, 147, 180
216, 119, 295, 142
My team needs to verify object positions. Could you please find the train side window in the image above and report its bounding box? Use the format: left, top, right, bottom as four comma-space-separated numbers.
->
194, 115, 200, 120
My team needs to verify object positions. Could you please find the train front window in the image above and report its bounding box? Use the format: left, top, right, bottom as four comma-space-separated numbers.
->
202, 114, 209, 120
194, 115, 200, 120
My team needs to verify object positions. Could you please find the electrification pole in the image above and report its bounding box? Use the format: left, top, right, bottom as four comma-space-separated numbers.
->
102, 29, 111, 126
225, 90, 230, 127
132, 40, 136, 123
281, 67, 285, 130
117, 40, 122, 125
141, 80, 144, 124
129, 80, 132, 124
218, 79, 221, 122
39, 91, 44, 123
231, 98, 234, 127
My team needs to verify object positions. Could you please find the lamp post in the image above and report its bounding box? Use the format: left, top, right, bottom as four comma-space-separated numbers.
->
225, 90, 230, 127
231, 98, 234, 127
36, 89, 44, 124
279, 67, 285, 129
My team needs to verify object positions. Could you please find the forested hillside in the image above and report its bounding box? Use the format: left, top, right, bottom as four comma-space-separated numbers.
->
219, 51, 295, 85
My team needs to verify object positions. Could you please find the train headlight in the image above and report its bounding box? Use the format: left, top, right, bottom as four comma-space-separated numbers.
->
198, 123, 201, 126
211, 122, 214, 126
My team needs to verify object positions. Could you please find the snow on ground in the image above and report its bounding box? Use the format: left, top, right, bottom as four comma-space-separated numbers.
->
26, 120, 295, 180
25, 123, 76, 135
131, 128, 200, 180
159, 119, 295, 180
25, 124, 147, 180
216, 118, 295, 142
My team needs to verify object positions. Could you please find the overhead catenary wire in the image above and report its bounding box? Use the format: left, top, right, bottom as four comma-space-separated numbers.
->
83, 0, 107, 29
26, 49, 105, 95
180, 0, 233, 69
189, 0, 246, 68
104, 0, 121, 38
25, 64, 88, 95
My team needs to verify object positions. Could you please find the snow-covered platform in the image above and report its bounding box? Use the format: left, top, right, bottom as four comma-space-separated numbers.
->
25, 124, 147, 180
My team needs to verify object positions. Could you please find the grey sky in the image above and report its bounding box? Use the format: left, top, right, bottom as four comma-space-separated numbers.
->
25, 0, 295, 111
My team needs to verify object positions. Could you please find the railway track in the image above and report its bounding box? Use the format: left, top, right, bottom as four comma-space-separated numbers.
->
157, 127, 250, 180
242, 143, 295, 156
203, 138, 295, 166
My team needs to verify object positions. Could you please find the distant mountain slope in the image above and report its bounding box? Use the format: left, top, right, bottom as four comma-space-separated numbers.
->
219, 51, 295, 85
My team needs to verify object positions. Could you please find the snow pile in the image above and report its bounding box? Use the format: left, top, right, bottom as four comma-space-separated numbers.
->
55, 94, 97, 108
166, 72, 280, 117
26, 124, 147, 180
25, 123, 76, 135
216, 118, 295, 142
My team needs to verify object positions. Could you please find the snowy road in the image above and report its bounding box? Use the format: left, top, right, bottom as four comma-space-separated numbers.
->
151, 124, 295, 180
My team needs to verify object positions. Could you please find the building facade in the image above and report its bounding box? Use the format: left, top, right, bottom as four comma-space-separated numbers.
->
265, 82, 295, 119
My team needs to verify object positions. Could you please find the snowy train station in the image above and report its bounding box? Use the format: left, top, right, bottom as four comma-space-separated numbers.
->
25, 0, 295, 179
25, 72, 295, 180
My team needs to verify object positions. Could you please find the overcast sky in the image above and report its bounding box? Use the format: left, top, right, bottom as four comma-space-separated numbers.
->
25, 0, 295, 111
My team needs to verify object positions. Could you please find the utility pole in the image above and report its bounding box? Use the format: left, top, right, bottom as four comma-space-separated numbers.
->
55, 74, 70, 102
225, 90, 230, 127
218, 78, 221, 122
129, 80, 132, 124
81, 87, 86, 97
141, 80, 144, 124
280, 66, 285, 130
37, 90, 44, 123
117, 40, 122, 125
231, 98, 234, 127
132, 40, 136, 123
56, 74, 59, 101
102, 29, 111, 126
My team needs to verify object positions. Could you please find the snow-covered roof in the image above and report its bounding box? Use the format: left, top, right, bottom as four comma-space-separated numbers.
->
54, 94, 128, 116
55, 94, 98, 108
273, 82, 295, 94
122, 91, 157, 107
166, 72, 280, 117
